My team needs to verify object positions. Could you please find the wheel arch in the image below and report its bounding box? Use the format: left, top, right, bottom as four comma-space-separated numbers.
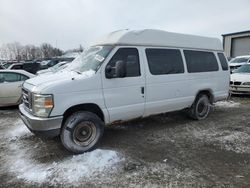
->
62, 103, 105, 124
195, 89, 214, 104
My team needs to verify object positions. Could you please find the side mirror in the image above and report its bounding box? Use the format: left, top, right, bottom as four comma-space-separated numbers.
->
115, 60, 126, 78
105, 60, 126, 78
105, 65, 113, 79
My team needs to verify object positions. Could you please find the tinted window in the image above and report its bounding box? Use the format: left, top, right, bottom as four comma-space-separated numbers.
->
146, 49, 184, 75
217, 53, 229, 70
106, 48, 140, 77
184, 50, 219, 73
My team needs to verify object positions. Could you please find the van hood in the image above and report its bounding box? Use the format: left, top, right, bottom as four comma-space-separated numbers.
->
231, 73, 250, 82
24, 70, 95, 93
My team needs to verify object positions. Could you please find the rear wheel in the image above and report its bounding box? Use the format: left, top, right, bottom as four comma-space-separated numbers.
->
187, 94, 211, 120
60, 111, 104, 154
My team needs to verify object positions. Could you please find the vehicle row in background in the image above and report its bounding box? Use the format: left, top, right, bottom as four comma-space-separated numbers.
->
0, 52, 80, 75
0, 53, 79, 107
36, 61, 71, 75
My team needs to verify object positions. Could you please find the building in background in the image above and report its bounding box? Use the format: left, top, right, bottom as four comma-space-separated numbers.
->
222, 30, 250, 58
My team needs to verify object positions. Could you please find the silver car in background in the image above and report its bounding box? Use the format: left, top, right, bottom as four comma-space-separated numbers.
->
0, 70, 34, 107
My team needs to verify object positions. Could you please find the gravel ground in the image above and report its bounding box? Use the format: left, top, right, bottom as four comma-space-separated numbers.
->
0, 96, 250, 188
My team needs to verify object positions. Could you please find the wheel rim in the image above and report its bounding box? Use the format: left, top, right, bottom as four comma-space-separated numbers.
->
197, 98, 209, 117
73, 121, 97, 146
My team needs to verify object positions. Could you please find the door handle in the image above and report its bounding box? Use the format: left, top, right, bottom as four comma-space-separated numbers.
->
141, 86, 144, 94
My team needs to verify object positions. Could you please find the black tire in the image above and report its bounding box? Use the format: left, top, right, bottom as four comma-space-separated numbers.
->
60, 111, 104, 154
187, 94, 211, 120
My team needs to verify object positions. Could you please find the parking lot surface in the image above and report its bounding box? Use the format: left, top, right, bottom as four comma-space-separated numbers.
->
0, 96, 250, 187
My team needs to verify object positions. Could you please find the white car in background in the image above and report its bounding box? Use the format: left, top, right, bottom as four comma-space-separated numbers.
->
37, 61, 70, 75
229, 55, 250, 71
230, 64, 250, 94
0, 70, 34, 107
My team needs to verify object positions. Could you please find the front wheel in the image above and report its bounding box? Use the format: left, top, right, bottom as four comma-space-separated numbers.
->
60, 111, 104, 154
187, 94, 211, 120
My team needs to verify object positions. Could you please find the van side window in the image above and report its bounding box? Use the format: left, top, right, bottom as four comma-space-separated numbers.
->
106, 48, 140, 77
184, 50, 219, 73
145, 48, 184, 75
217, 53, 229, 71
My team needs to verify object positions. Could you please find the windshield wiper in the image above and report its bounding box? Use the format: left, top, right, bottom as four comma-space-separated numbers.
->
72, 70, 82, 74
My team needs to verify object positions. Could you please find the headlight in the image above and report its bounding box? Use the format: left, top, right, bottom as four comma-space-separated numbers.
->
32, 94, 54, 117
242, 82, 250, 86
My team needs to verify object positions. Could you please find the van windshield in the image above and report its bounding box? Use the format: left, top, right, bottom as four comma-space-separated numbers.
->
70, 45, 113, 73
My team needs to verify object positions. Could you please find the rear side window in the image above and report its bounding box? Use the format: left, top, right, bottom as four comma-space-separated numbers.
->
20, 74, 29, 81
184, 50, 219, 73
146, 48, 184, 75
217, 53, 229, 70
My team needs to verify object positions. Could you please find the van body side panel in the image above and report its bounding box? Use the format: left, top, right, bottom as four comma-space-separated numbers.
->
142, 47, 192, 116
143, 48, 229, 117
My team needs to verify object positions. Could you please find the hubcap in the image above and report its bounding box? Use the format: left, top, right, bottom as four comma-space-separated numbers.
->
73, 121, 97, 146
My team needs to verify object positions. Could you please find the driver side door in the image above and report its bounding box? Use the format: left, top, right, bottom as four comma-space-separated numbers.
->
102, 47, 146, 123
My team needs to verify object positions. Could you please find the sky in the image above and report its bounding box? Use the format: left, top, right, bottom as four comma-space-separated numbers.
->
0, 0, 250, 50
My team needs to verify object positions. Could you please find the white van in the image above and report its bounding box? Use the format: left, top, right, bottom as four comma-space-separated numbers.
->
19, 29, 229, 153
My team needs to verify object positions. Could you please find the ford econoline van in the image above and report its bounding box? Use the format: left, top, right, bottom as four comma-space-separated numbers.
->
19, 29, 229, 153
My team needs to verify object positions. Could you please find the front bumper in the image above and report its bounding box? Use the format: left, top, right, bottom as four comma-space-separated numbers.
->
230, 85, 250, 94
19, 104, 63, 137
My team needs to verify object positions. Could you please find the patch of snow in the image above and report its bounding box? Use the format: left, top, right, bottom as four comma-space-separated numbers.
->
3, 118, 123, 186
214, 100, 240, 108
7, 120, 31, 140
6, 139, 122, 185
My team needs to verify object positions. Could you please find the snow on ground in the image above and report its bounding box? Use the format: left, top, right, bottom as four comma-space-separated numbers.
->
214, 100, 240, 108
3, 122, 123, 186
6, 119, 31, 140
192, 128, 250, 153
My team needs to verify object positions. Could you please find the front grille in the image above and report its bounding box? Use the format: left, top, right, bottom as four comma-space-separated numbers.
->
234, 81, 242, 85
22, 88, 32, 110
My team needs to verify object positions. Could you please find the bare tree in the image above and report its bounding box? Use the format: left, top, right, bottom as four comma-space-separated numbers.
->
40, 43, 62, 58
0, 42, 63, 61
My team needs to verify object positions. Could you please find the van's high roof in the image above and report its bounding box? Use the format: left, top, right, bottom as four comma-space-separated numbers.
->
92, 29, 223, 51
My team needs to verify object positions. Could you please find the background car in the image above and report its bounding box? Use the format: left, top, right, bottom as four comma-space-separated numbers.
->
229, 55, 250, 72
36, 61, 71, 75
230, 64, 250, 94
8, 62, 41, 74
0, 70, 35, 107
